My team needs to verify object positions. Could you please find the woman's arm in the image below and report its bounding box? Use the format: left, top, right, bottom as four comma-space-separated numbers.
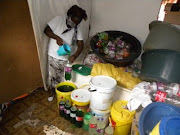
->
44, 25, 63, 45
69, 40, 84, 63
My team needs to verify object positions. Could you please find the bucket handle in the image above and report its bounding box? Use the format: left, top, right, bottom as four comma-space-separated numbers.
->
88, 88, 97, 92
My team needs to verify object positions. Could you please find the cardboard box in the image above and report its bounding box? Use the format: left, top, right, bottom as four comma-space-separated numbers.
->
164, 11, 180, 25
164, 3, 174, 11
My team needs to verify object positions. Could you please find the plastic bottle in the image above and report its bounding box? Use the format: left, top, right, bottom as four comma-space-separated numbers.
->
83, 111, 92, 131
59, 100, 65, 117
144, 82, 168, 91
70, 106, 77, 124
75, 109, 84, 128
64, 102, 71, 120
167, 83, 180, 97
89, 116, 98, 135
104, 124, 114, 135
149, 90, 180, 107
64, 61, 72, 81
145, 82, 180, 97
96, 121, 106, 135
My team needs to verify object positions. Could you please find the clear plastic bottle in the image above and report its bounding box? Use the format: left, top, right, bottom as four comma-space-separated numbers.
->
167, 83, 180, 97
89, 116, 98, 135
64, 61, 72, 81
104, 124, 114, 135
149, 90, 180, 107
83, 111, 92, 131
96, 121, 106, 135
145, 82, 180, 97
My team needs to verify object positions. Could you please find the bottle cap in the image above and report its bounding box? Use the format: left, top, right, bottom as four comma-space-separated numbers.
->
70, 106, 77, 111
59, 100, 65, 105
65, 102, 71, 108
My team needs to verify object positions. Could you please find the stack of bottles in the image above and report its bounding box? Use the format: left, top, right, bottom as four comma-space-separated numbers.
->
87, 116, 114, 135
59, 101, 114, 134
59, 100, 84, 128
144, 82, 180, 107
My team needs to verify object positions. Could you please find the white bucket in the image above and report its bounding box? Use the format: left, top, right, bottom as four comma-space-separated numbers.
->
90, 105, 111, 126
89, 75, 117, 110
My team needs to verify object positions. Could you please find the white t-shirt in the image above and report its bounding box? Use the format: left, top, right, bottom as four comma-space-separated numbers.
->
47, 16, 83, 60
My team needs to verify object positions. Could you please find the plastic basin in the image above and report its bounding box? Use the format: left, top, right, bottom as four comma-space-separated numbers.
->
90, 31, 142, 67
139, 102, 180, 135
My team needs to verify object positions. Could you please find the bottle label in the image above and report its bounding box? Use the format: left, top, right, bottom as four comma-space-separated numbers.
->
89, 123, 97, 128
70, 113, 76, 118
64, 108, 67, 113
65, 67, 72, 72
177, 89, 180, 97
157, 82, 166, 90
59, 106, 64, 110
66, 110, 70, 114
155, 90, 167, 102
76, 117, 83, 121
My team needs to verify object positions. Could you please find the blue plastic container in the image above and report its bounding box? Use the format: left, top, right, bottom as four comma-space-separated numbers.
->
139, 102, 180, 135
159, 114, 180, 135
57, 44, 71, 56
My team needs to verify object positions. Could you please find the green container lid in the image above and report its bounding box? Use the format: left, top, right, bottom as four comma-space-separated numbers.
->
72, 64, 92, 76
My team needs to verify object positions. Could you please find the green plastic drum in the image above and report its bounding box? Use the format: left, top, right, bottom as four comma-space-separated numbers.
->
140, 49, 180, 83
143, 21, 180, 52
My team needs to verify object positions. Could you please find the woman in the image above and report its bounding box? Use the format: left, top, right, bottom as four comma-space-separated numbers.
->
44, 5, 87, 101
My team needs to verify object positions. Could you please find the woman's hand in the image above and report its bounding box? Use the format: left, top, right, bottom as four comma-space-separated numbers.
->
56, 37, 63, 46
69, 55, 76, 63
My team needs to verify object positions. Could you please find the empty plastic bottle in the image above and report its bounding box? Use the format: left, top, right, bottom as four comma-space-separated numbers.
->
104, 124, 114, 135
89, 116, 98, 135
149, 90, 180, 107
96, 121, 106, 135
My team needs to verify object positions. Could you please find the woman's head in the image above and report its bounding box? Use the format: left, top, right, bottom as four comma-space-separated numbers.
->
67, 5, 87, 26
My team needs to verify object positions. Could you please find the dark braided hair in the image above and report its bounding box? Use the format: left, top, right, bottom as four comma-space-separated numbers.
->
67, 5, 87, 21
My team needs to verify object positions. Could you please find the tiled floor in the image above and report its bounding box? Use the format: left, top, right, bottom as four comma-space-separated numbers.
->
0, 88, 88, 135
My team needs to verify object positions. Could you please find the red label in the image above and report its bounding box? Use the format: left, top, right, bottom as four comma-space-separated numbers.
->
89, 123, 97, 128
155, 91, 167, 102
76, 117, 83, 121
177, 89, 180, 97
177, 84, 180, 97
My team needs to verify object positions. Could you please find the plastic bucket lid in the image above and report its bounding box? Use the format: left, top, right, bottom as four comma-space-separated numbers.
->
89, 75, 117, 93
71, 89, 91, 103
159, 114, 180, 135
72, 64, 92, 76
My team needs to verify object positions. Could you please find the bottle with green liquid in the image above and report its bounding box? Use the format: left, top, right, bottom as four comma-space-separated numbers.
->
64, 61, 72, 81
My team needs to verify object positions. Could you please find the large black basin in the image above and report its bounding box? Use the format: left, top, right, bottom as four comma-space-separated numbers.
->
90, 30, 142, 67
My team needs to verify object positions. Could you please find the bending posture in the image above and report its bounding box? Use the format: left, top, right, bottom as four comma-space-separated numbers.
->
44, 5, 87, 101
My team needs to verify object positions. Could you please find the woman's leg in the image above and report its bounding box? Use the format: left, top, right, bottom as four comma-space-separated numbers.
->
47, 56, 67, 101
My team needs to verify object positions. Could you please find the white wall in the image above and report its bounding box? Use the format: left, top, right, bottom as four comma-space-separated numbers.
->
89, 0, 162, 45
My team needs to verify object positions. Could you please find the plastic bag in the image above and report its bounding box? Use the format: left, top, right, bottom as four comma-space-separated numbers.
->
83, 52, 104, 68
91, 63, 141, 89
